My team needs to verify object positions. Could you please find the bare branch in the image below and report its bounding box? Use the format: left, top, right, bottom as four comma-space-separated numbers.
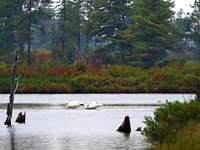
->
14, 82, 19, 94
15, 76, 21, 81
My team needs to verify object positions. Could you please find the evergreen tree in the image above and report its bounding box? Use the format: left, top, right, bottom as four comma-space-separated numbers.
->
175, 9, 191, 51
190, 0, 200, 51
121, 0, 175, 68
0, 0, 22, 54
52, 0, 78, 65
83, 0, 132, 64
23, 0, 53, 65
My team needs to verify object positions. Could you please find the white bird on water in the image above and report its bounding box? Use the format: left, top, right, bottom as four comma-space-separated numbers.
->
65, 101, 83, 109
83, 101, 103, 109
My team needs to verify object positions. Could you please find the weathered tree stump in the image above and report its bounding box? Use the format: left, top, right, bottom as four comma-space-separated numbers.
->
117, 116, 131, 133
136, 126, 142, 131
4, 51, 20, 125
15, 112, 26, 123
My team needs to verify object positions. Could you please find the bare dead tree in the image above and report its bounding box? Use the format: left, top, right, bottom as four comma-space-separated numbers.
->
4, 51, 21, 125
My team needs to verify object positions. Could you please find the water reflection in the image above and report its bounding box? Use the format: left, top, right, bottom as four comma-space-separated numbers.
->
123, 133, 131, 139
0, 99, 154, 149
8, 126, 15, 150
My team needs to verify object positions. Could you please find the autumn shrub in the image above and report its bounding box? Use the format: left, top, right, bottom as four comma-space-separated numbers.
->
142, 100, 200, 144
153, 71, 166, 81
35, 60, 51, 76
35, 53, 49, 62
5, 63, 37, 77
73, 60, 88, 72
71, 75, 138, 93
86, 67, 101, 75
5, 65, 13, 77
1, 61, 200, 94
17, 82, 72, 93
49, 67, 77, 76
17, 64, 37, 77
102, 65, 141, 78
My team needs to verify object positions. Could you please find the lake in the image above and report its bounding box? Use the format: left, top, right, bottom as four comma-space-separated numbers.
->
0, 94, 195, 150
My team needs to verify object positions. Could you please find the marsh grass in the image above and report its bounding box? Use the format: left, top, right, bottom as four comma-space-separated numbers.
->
156, 123, 200, 150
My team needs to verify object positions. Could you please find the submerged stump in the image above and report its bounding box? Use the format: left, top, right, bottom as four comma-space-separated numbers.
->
15, 112, 26, 123
117, 116, 131, 133
136, 126, 142, 131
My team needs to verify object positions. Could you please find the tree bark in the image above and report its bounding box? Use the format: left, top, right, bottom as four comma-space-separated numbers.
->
28, 0, 32, 65
16, 112, 26, 123
4, 51, 18, 125
117, 116, 131, 133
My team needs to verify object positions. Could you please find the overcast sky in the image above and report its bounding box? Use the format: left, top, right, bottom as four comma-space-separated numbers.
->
174, 0, 194, 13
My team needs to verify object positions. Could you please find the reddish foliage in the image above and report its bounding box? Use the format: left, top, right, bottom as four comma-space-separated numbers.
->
49, 67, 77, 76
17, 83, 72, 93
25, 67, 37, 77
6, 64, 37, 77
87, 67, 101, 75
153, 71, 165, 81
36, 53, 48, 62
5, 65, 13, 76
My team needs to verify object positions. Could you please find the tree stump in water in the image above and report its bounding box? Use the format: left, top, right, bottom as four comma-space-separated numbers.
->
117, 116, 131, 133
136, 126, 142, 131
4, 50, 21, 125
15, 112, 26, 123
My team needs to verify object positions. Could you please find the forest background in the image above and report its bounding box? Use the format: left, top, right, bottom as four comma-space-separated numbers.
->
0, 0, 200, 94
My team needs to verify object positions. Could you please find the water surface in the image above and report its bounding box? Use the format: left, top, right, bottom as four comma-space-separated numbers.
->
0, 94, 195, 150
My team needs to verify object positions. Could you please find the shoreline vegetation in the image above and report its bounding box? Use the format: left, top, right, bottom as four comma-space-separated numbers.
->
0, 59, 199, 94
143, 100, 200, 150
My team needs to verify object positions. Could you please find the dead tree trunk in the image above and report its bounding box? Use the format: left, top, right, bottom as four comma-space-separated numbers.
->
4, 51, 20, 125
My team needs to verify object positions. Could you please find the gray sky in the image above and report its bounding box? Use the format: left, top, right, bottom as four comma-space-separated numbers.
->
174, 0, 194, 13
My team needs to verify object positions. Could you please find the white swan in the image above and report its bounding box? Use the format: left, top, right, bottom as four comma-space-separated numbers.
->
65, 101, 83, 109
83, 101, 103, 109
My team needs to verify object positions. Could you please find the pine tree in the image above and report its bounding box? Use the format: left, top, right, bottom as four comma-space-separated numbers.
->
83, 0, 132, 64
0, 0, 21, 54
190, 0, 200, 50
121, 0, 175, 68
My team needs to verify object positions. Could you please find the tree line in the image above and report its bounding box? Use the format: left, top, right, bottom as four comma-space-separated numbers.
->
0, 0, 200, 68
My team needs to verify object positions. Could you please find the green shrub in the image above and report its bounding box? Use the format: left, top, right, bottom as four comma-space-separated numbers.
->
17, 64, 37, 77
69, 74, 93, 92
73, 60, 88, 72
0, 77, 11, 93
182, 61, 200, 76
142, 101, 200, 144
156, 123, 200, 150
0, 61, 7, 77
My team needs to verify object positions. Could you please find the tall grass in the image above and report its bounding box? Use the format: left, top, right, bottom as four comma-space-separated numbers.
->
156, 123, 200, 150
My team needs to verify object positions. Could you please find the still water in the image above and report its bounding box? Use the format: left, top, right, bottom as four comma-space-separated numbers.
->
0, 94, 195, 150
